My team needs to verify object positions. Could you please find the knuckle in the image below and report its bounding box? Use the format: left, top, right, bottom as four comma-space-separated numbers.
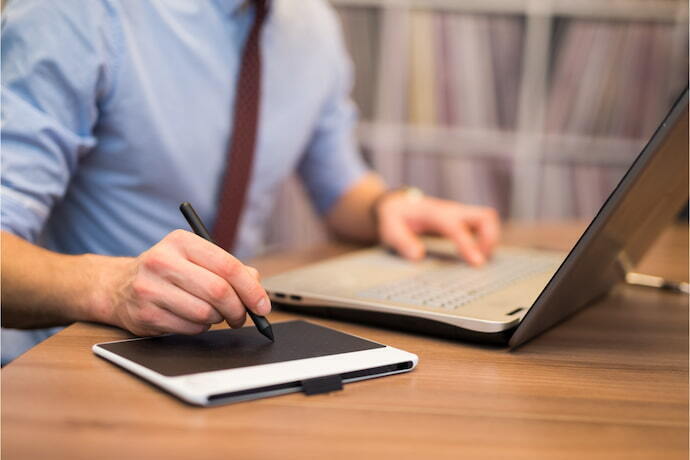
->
208, 309, 223, 324
131, 278, 154, 301
227, 311, 247, 328
225, 301, 247, 323
167, 229, 188, 244
207, 279, 230, 303
192, 304, 216, 324
141, 249, 169, 273
221, 258, 243, 279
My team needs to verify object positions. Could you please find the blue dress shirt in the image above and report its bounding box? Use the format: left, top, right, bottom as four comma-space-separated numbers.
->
1, 0, 367, 364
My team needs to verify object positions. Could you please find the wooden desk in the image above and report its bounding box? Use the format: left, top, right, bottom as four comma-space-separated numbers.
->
2, 224, 688, 459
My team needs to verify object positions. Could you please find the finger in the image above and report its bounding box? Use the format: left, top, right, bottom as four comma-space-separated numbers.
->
170, 231, 271, 315
172, 269, 247, 329
459, 207, 501, 256
138, 305, 211, 336
148, 265, 247, 329
379, 213, 425, 260
245, 266, 261, 280
191, 273, 247, 329
451, 225, 486, 266
173, 266, 247, 329
426, 216, 486, 266
154, 256, 252, 325
151, 276, 225, 325
221, 299, 247, 329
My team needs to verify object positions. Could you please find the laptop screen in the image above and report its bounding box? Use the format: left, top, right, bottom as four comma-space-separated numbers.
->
510, 88, 689, 348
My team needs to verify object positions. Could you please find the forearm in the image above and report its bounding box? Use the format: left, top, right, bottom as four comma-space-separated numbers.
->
324, 173, 387, 243
1, 229, 273, 336
0, 231, 125, 329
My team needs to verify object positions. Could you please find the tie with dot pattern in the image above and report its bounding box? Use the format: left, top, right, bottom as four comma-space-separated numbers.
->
212, 0, 268, 252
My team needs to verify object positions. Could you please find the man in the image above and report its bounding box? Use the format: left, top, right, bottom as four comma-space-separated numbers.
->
1, 0, 499, 364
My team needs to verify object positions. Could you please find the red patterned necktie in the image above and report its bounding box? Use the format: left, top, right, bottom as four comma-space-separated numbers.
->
212, 0, 268, 251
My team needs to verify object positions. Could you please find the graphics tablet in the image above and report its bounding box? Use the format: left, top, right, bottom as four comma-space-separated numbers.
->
93, 320, 418, 406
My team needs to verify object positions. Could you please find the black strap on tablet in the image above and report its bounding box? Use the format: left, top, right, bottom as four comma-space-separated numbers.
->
301, 375, 343, 396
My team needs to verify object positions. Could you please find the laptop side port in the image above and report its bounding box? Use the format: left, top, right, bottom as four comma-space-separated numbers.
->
290, 295, 302, 301
506, 307, 524, 316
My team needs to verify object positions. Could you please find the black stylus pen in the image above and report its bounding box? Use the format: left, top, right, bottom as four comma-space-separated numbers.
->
179, 202, 274, 342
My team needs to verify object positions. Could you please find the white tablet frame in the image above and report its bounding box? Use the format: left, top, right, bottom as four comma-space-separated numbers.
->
93, 341, 418, 406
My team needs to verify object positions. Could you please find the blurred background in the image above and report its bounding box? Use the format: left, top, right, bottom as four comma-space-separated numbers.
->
268, 0, 690, 252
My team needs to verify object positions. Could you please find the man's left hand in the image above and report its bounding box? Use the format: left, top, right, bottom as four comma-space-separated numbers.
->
375, 191, 501, 265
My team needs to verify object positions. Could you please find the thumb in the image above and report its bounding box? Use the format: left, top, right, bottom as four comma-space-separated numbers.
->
379, 214, 425, 260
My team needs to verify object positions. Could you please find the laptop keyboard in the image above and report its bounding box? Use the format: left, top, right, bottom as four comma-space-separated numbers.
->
356, 251, 561, 310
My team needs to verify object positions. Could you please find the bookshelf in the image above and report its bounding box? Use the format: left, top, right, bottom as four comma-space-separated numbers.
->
263, 0, 688, 253
333, 0, 685, 21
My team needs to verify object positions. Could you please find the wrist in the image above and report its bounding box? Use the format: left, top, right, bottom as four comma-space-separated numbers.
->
78, 254, 134, 326
372, 186, 425, 224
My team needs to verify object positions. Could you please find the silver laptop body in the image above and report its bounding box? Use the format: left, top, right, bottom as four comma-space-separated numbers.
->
263, 89, 689, 347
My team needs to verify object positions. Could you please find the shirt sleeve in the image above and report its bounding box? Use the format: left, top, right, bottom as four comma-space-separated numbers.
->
297, 7, 369, 216
1, 0, 117, 242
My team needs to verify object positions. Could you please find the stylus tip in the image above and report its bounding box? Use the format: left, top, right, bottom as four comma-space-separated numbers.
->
261, 325, 274, 342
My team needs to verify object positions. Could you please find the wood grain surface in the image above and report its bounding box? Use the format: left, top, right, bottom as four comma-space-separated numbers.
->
2, 223, 687, 460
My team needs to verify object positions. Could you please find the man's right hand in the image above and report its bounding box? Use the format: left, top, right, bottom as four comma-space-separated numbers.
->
96, 229, 271, 336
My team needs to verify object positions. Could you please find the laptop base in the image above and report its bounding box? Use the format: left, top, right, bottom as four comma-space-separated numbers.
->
275, 302, 516, 346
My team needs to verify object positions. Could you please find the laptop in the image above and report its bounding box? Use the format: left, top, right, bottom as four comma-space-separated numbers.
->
262, 88, 689, 348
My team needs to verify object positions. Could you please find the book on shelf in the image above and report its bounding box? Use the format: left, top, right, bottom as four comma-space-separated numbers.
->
264, 3, 688, 251
338, 7, 380, 120
542, 19, 686, 218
